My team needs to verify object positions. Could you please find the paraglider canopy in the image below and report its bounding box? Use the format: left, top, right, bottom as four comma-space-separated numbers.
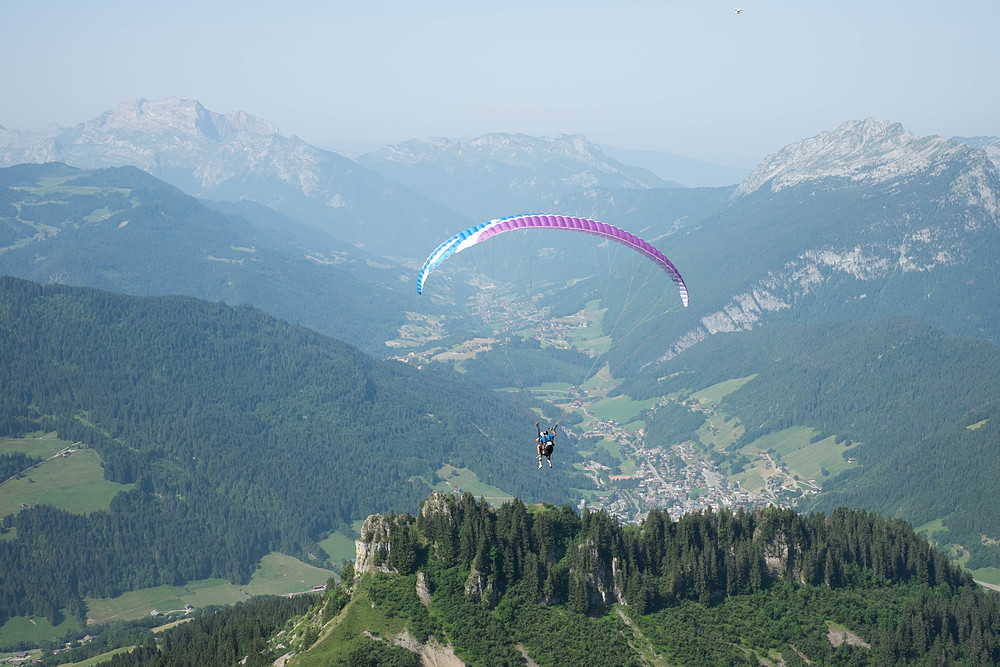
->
416, 214, 688, 307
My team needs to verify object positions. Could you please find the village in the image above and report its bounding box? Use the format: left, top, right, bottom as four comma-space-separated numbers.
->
577, 417, 811, 524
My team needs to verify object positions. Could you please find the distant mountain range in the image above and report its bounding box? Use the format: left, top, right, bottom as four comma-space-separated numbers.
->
736, 118, 1000, 200
4, 101, 998, 376
356, 133, 676, 220
0, 98, 466, 259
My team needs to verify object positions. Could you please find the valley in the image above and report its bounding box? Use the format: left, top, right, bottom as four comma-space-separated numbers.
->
1, 95, 1000, 662
390, 285, 1000, 595
390, 281, 857, 525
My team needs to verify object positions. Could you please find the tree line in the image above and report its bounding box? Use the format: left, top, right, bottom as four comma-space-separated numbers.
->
355, 492, 1000, 665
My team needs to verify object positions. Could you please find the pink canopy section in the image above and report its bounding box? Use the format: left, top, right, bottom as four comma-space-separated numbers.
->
416, 214, 688, 307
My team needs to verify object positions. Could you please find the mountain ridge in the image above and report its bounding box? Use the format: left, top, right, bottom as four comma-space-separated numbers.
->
0, 162, 413, 354
736, 118, 1000, 214
0, 97, 468, 258
357, 132, 672, 220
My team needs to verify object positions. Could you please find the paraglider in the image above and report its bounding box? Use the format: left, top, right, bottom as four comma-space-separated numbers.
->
536, 422, 557, 469
416, 214, 688, 307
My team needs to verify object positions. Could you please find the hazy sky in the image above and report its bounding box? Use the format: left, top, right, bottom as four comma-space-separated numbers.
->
3, 0, 998, 167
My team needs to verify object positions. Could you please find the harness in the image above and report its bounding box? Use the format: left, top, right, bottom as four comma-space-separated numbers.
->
539, 432, 554, 455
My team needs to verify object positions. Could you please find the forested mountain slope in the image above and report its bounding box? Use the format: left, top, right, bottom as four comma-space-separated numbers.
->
0, 162, 415, 354
0, 277, 581, 625
125, 492, 1000, 666
628, 318, 1000, 566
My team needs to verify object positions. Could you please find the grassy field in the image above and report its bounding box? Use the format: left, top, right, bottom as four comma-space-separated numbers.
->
289, 583, 406, 667
426, 465, 515, 506
527, 381, 575, 404
736, 463, 767, 495
593, 439, 625, 463
0, 432, 72, 458
0, 612, 83, 647
696, 415, 741, 451
688, 376, 756, 406
151, 617, 194, 634
579, 363, 617, 393
243, 553, 335, 596
85, 581, 244, 625
84, 553, 334, 625
914, 518, 948, 542
581, 438, 639, 475
0, 447, 133, 518
319, 531, 358, 566
744, 427, 858, 483
972, 568, 1000, 586
586, 394, 657, 426
565, 300, 610, 355
61, 646, 135, 666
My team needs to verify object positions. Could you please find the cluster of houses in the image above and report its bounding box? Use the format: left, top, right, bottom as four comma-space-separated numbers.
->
4, 633, 96, 665
579, 411, 815, 525
3, 650, 38, 666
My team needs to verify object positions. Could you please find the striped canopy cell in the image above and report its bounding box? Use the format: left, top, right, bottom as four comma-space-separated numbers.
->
416, 214, 688, 307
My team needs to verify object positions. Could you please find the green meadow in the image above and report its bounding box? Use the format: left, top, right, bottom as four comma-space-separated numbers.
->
696, 414, 743, 451
688, 375, 756, 406
915, 518, 949, 542
414, 464, 515, 506
0, 445, 133, 518
0, 432, 73, 459
586, 394, 657, 427
0, 612, 83, 647
744, 426, 858, 483
318, 531, 358, 566
972, 568, 1000, 586
84, 553, 334, 625
565, 300, 610, 355
61, 646, 135, 666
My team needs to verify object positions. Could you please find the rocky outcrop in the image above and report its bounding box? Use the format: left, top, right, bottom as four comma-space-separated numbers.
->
571, 537, 627, 607
463, 568, 498, 608
354, 514, 404, 576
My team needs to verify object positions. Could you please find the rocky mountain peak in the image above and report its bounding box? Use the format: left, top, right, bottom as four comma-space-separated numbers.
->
84, 97, 280, 143
735, 118, 975, 197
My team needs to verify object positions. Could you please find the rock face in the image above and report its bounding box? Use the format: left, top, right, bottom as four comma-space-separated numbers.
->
463, 568, 498, 608
572, 538, 627, 607
354, 514, 402, 576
